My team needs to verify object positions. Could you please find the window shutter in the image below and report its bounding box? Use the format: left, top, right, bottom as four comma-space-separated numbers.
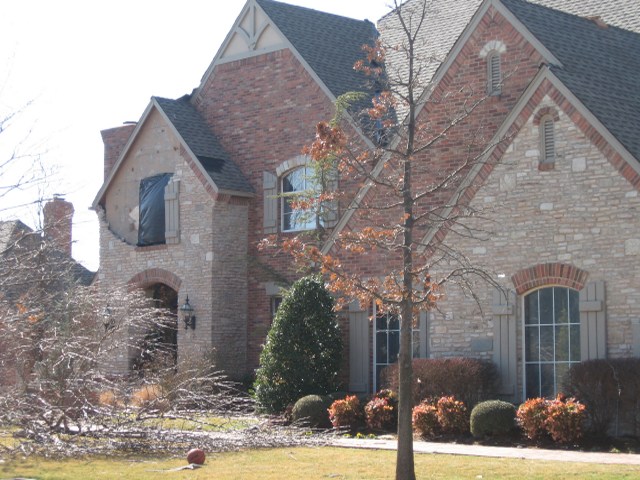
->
579, 280, 606, 360
419, 310, 428, 358
492, 287, 516, 396
263, 171, 277, 234
164, 178, 180, 244
543, 119, 555, 161
323, 168, 339, 228
348, 301, 370, 393
633, 320, 640, 357
488, 53, 501, 95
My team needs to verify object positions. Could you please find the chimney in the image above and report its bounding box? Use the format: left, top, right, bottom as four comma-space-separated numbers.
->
43, 195, 74, 256
101, 122, 137, 181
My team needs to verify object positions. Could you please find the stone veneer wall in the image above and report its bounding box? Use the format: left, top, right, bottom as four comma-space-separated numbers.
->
96, 108, 248, 377
428, 94, 640, 399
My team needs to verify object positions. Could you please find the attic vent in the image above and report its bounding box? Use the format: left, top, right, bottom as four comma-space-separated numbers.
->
539, 115, 556, 170
587, 16, 608, 29
488, 52, 502, 95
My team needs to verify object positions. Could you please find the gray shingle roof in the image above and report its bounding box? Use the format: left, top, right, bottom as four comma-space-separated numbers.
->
255, 0, 379, 100
378, 0, 640, 121
501, 0, 640, 161
154, 97, 254, 195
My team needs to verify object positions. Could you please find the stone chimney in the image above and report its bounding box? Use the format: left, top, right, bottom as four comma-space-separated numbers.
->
101, 122, 137, 181
43, 195, 74, 256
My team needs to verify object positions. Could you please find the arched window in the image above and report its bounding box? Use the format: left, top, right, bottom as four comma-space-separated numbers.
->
524, 286, 580, 398
281, 166, 318, 232
487, 51, 502, 95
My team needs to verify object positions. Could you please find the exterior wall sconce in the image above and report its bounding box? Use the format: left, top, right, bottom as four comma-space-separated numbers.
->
180, 295, 196, 330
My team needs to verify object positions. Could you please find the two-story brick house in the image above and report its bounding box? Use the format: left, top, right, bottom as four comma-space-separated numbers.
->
93, 0, 640, 405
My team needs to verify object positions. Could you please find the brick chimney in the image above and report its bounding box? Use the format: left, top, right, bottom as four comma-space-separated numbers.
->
43, 195, 74, 256
101, 122, 137, 181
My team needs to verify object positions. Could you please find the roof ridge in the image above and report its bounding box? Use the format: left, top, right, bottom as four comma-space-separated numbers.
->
254, 0, 375, 26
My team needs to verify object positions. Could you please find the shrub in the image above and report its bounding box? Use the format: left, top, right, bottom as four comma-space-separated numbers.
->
130, 384, 169, 411
98, 390, 125, 408
328, 395, 363, 431
545, 395, 586, 444
380, 357, 497, 409
254, 276, 343, 413
565, 358, 640, 435
517, 397, 549, 440
291, 394, 332, 428
412, 402, 440, 438
470, 400, 516, 438
436, 396, 468, 434
364, 390, 398, 431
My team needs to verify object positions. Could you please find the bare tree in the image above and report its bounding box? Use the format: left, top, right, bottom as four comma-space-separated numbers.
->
264, 1, 508, 478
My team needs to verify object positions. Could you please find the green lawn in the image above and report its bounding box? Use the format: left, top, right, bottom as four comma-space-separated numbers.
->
2, 447, 639, 479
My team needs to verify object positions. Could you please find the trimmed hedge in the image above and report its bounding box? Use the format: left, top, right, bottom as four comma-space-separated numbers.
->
470, 400, 516, 438
291, 394, 332, 428
381, 357, 497, 408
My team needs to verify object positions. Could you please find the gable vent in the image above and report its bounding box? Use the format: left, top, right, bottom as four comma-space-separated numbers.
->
543, 118, 555, 161
488, 52, 501, 95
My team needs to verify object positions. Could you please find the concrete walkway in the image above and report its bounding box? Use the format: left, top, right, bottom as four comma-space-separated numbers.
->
332, 437, 640, 465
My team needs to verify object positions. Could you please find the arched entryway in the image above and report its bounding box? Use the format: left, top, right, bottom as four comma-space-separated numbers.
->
131, 283, 178, 375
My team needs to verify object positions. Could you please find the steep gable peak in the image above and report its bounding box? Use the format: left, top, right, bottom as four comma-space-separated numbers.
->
195, 0, 378, 103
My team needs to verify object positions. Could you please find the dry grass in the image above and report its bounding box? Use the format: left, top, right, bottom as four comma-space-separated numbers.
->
2, 447, 639, 479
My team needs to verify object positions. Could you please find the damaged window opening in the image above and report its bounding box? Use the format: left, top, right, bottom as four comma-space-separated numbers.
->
138, 173, 172, 246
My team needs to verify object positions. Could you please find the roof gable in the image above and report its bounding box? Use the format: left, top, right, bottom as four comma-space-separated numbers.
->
93, 97, 253, 208
500, 0, 640, 162
196, 0, 378, 104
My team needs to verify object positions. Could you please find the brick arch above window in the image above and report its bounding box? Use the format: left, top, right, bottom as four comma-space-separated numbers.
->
128, 268, 183, 292
511, 263, 589, 295
533, 106, 560, 126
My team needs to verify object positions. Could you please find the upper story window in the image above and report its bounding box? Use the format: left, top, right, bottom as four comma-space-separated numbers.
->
282, 166, 319, 232
479, 40, 506, 96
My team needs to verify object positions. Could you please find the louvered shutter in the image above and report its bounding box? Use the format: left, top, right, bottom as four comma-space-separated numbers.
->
263, 171, 277, 234
164, 178, 180, 244
492, 287, 516, 397
579, 280, 606, 360
323, 168, 339, 228
348, 301, 370, 393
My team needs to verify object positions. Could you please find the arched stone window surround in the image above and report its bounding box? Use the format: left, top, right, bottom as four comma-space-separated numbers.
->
275, 154, 310, 177
128, 268, 183, 292
511, 263, 588, 296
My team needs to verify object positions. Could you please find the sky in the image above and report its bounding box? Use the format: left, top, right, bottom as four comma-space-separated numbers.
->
0, 0, 393, 271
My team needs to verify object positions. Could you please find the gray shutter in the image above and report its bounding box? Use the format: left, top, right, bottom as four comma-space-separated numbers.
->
164, 178, 180, 244
633, 320, 640, 357
263, 171, 277, 234
492, 288, 516, 396
323, 168, 339, 228
579, 280, 606, 360
419, 311, 428, 358
348, 301, 370, 393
